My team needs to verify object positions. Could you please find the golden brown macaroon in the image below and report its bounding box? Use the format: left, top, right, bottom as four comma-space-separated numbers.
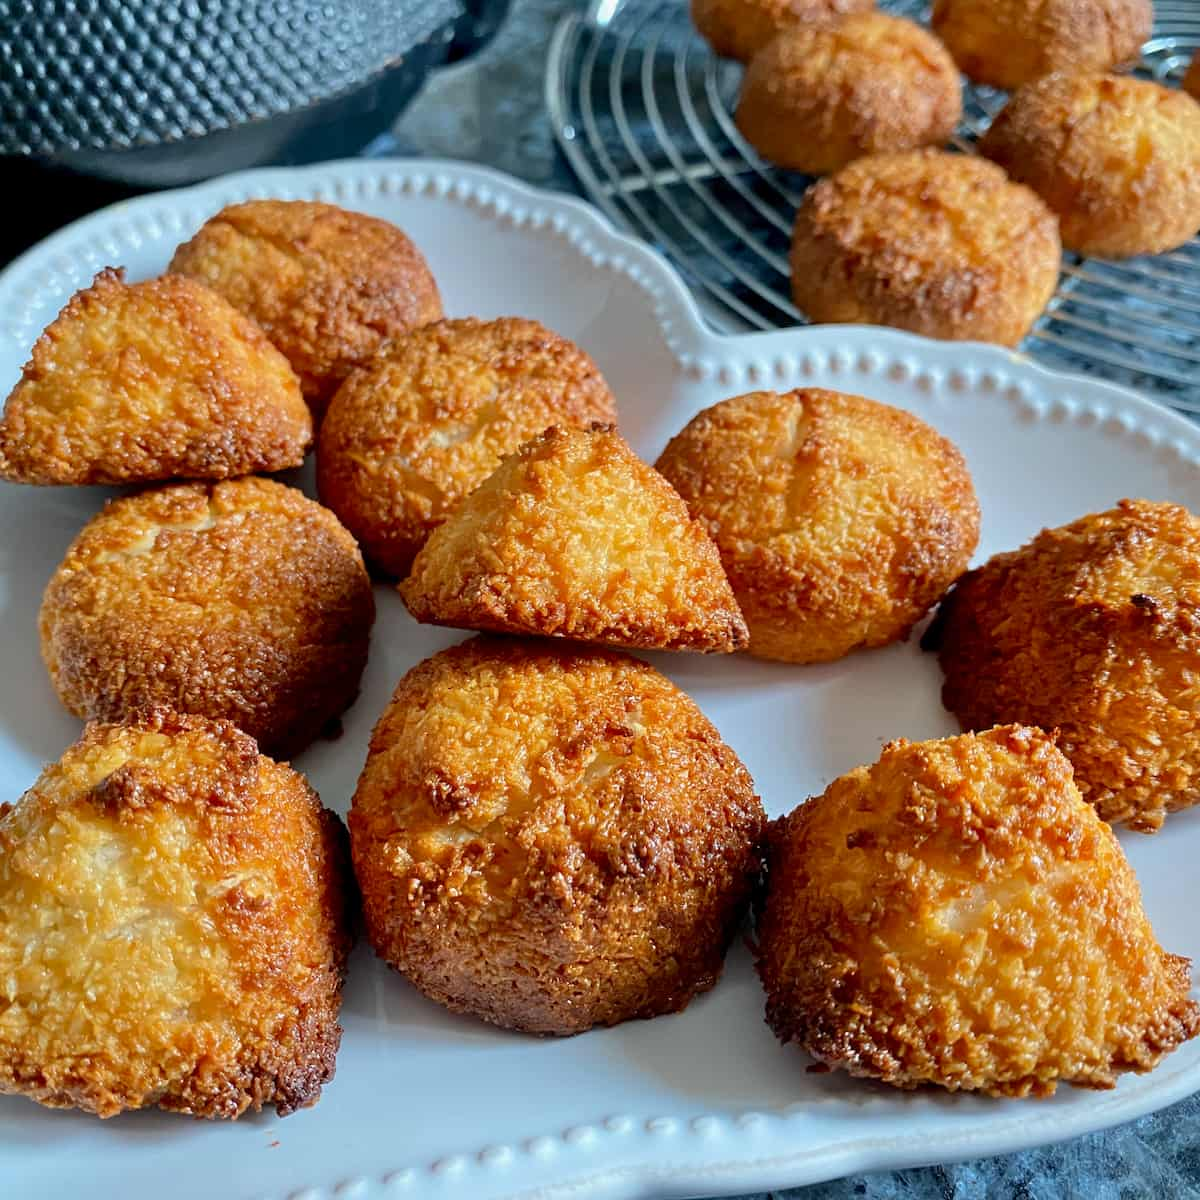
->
40, 477, 375, 761
735, 13, 962, 174
0, 708, 353, 1119
399, 424, 748, 653
757, 725, 1200, 1096
926, 499, 1200, 832
691, 0, 874, 63
0, 268, 310, 487
1185, 50, 1200, 102
979, 73, 1200, 259
349, 637, 764, 1035
655, 389, 979, 664
169, 199, 442, 420
317, 317, 618, 578
790, 150, 1061, 347
931, 0, 1152, 90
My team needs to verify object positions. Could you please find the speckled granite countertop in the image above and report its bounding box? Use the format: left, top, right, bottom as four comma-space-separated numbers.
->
392, 3, 1200, 1197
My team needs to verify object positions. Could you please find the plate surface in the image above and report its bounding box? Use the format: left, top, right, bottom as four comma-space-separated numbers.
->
0, 159, 1198, 1200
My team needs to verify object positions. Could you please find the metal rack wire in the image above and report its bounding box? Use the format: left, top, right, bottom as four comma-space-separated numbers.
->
546, 0, 1200, 412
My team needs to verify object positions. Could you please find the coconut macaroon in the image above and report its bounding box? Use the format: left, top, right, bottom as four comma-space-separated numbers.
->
655, 389, 978, 664
317, 317, 618, 578
169, 199, 442, 420
0, 709, 354, 1118
0, 268, 310, 486
931, 0, 1152, 91
40, 478, 375, 761
691, 0, 874, 63
926, 499, 1200, 833
349, 637, 764, 1035
980, 73, 1200, 259
790, 150, 1061, 347
399, 424, 748, 653
735, 13, 961, 174
757, 726, 1200, 1095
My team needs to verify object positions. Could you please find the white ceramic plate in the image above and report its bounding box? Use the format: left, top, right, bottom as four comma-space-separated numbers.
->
1, 160, 1198, 1200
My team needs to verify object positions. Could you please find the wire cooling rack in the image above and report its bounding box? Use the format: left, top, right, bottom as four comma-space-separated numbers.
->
546, 0, 1200, 412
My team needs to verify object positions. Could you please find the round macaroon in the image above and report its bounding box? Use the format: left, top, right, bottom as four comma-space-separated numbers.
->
926, 498, 1200, 833
40, 477, 375, 761
0, 708, 354, 1119
691, 0, 875, 63
931, 0, 1152, 91
757, 725, 1200, 1095
317, 317, 618, 579
655, 388, 979, 664
735, 12, 961, 174
170, 199, 443, 421
980, 73, 1200, 259
348, 637, 765, 1035
790, 150, 1061, 347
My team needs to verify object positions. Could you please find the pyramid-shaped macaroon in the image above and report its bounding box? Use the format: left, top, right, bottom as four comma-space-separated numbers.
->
399, 424, 749, 653
0, 268, 311, 486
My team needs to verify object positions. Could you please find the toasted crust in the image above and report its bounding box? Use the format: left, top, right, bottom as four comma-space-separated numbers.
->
1186, 51, 1200, 102
317, 318, 618, 579
348, 637, 765, 1035
757, 725, 1200, 1095
735, 14, 961, 173
980, 73, 1200, 259
0, 269, 311, 486
399, 424, 748, 653
0, 709, 354, 1118
927, 499, 1200, 832
169, 200, 442, 419
40, 478, 375, 760
790, 150, 1061, 347
655, 389, 979, 664
931, 0, 1152, 90
691, 0, 874, 62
